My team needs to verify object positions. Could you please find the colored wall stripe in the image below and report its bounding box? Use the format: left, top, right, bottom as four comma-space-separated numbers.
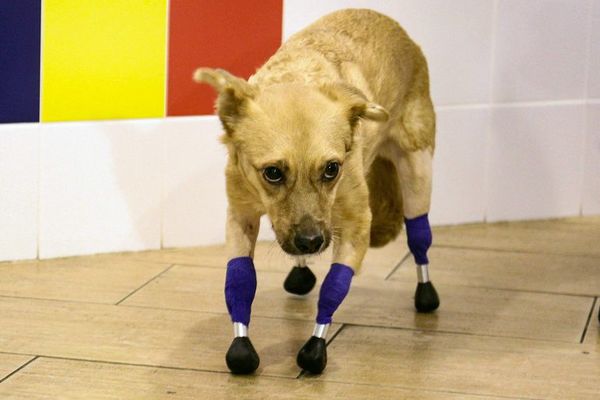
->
167, 0, 283, 116
0, 1, 41, 123
41, 0, 167, 122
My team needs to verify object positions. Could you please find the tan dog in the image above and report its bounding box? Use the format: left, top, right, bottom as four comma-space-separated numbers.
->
194, 9, 438, 375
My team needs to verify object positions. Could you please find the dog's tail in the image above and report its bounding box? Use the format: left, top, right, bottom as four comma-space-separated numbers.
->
367, 156, 404, 247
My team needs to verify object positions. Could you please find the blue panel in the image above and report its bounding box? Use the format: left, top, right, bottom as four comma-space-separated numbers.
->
0, 1, 41, 123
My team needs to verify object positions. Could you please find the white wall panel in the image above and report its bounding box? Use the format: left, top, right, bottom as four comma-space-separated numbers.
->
430, 107, 490, 226
582, 104, 600, 215
162, 117, 226, 248
588, 0, 600, 99
283, 0, 494, 106
162, 116, 275, 248
486, 104, 586, 222
493, 0, 591, 103
39, 120, 163, 258
0, 124, 39, 261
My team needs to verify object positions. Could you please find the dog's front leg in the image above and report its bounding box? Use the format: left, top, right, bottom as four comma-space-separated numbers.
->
296, 186, 371, 374
224, 207, 261, 374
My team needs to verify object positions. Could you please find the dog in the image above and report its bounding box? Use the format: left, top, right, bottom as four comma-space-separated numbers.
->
194, 8, 438, 375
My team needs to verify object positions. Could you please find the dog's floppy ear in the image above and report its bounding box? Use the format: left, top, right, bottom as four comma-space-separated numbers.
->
193, 68, 256, 134
319, 83, 389, 128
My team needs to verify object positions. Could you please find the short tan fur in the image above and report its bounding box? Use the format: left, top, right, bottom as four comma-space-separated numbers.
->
194, 9, 435, 272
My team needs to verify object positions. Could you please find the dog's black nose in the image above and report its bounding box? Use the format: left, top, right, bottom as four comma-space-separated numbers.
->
294, 233, 324, 254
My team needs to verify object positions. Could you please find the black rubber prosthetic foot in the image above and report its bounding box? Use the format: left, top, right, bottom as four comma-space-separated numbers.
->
225, 337, 260, 374
415, 281, 440, 312
284, 266, 317, 295
297, 336, 327, 374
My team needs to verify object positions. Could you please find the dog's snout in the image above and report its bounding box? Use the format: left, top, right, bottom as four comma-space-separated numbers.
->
294, 232, 324, 254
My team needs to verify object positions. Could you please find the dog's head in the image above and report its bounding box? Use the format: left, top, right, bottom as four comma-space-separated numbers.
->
194, 68, 388, 255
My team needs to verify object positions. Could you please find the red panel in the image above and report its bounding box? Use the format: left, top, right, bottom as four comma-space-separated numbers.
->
167, 0, 283, 116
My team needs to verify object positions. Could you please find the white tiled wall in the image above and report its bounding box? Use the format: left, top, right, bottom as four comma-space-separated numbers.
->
583, 104, 600, 215
430, 107, 490, 225
1, 0, 598, 261
492, 0, 591, 103
0, 124, 39, 261
162, 117, 227, 248
486, 104, 586, 221
283, 0, 495, 106
587, 0, 600, 98
39, 120, 163, 258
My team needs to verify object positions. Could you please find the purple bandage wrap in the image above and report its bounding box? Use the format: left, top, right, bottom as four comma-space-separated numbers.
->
225, 257, 257, 326
316, 263, 354, 324
405, 214, 432, 265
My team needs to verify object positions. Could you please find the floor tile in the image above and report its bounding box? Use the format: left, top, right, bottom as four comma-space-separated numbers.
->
317, 326, 600, 400
0, 297, 337, 378
390, 246, 600, 296
0, 257, 169, 304
583, 300, 600, 351
433, 218, 600, 257
124, 264, 591, 342
0, 357, 511, 400
130, 239, 408, 279
122, 265, 320, 322
0, 354, 33, 382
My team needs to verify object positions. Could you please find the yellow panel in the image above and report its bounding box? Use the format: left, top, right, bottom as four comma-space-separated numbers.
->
42, 0, 167, 122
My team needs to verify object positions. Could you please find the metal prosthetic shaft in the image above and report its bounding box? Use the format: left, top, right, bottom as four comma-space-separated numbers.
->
224, 257, 259, 374
405, 214, 440, 312
297, 263, 354, 374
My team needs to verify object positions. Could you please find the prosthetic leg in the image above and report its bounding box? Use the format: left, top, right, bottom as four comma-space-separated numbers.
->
297, 263, 354, 374
224, 257, 260, 374
283, 257, 317, 295
405, 214, 439, 312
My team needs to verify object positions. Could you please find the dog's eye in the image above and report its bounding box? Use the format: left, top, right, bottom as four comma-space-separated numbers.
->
263, 166, 285, 184
323, 161, 340, 181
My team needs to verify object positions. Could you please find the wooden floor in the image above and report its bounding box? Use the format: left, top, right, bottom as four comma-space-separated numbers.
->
0, 218, 599, 399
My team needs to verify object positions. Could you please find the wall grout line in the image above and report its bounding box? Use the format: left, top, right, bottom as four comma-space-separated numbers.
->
579, 0, 594, 216
482, 0, 500, 223
0, 356, 39, 384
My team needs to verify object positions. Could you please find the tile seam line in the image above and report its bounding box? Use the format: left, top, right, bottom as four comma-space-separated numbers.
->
114, 263, 176, 305
340, 322, 583, 345
431, 243, 600, 259
0, 283, 592, 316
297, 323, 347, 378
119, 300, 591, 343
0, 356, 39, 384
384, 251, 411, 280
384, 283, 599, 299
22, 354, 300, 381
307, 376, 545, 400
579, 296, 598, 343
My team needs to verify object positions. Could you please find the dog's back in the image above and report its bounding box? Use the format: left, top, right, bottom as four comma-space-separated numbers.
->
252, 9, 424, 117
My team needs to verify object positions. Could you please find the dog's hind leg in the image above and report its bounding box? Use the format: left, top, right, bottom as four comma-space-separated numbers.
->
396, 147, 440, 313
283, 256, 317, 295
223, 208, 261, 374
